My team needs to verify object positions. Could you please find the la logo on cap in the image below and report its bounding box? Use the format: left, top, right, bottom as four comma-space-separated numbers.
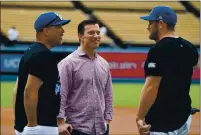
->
158, 16, 163, 19
55, 13, 63, 20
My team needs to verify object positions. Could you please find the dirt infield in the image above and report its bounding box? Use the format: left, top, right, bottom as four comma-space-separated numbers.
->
1, 107, 200, 135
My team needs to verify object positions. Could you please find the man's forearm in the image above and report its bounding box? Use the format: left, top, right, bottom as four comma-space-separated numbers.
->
104, 106, 113, 120
24, 87, 38, 126
104, 94, 113, 121
137, 85, 158, 119
104, 72, 113, 121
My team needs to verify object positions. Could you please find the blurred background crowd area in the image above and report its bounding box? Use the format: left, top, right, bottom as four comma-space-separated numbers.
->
1, 1, 200, 48
1, 2, 200, 134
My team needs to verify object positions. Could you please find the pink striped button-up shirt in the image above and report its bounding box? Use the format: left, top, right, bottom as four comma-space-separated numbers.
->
57, 48, 113, 135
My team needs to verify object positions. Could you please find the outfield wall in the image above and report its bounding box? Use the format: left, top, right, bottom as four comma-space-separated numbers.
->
1, 44, 200, 83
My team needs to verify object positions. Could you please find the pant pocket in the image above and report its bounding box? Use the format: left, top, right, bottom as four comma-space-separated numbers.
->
104, 124, 109, 135
23, 126, 40, 135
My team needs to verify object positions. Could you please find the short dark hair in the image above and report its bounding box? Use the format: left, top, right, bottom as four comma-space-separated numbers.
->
166, 24, 175, 31
156, 20, 175, 31
78, 19, 99, 35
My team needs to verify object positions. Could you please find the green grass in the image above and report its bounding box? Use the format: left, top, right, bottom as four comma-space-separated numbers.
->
1, 82, 15, 107
113, 83, 200, 108
113, 83, 143, 107
1, 82, 200, 108
189, 84, 200, 108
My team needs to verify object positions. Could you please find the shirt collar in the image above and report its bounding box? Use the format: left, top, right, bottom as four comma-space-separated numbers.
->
77, 47, 98, 58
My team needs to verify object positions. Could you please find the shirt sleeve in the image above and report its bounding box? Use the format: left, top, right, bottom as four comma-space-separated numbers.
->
192, 46, 199, 67
144, 47, 162, 77
29, 51, 53, 81
104, 67, 113, 121
57, 59, 73, 118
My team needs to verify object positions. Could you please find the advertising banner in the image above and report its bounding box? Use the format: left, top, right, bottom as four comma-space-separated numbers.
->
98, 52, 200, 80
1, 54, 23, 72
1, 52, 199, 80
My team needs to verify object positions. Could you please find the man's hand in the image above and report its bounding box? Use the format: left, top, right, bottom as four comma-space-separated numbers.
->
106, 120, 111, 124
59, 123, 73, 135
136, 117, 151, 135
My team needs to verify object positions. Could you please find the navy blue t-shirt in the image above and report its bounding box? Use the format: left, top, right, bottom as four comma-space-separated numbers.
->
14, 43, 60, 132
144, 37, 198, 132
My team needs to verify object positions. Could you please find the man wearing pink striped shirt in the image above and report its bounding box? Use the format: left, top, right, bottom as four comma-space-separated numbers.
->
57, 19, 113, 135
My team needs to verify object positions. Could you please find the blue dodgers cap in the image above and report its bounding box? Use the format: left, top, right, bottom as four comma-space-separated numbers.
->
140, 6, 177, 25
34, 12, 71, 32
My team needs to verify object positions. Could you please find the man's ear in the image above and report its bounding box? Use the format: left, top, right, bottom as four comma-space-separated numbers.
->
158, 20, 163, 29
160, 20, 167, 29
43, 28, 49, 36
78, 33, 83, 41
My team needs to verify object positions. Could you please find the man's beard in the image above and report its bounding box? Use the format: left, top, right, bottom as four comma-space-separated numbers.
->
149, 28, 159, 42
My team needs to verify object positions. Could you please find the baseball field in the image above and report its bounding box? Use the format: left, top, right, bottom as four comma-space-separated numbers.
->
1, 82, 200, 135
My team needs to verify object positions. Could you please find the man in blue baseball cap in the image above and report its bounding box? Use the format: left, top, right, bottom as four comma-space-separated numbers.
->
34, 12, 71, 47
14, 12, 72, 135
140, 6, 177, 42
136, 6, 199, 135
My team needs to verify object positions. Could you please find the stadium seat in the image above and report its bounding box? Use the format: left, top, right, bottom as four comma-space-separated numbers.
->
83, 1, 185, 10
1, 2, 73, 8
94, 11, 200, 44
189, 1, 200, 11
1, 7, 113, 43
1, 1, 200, 45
